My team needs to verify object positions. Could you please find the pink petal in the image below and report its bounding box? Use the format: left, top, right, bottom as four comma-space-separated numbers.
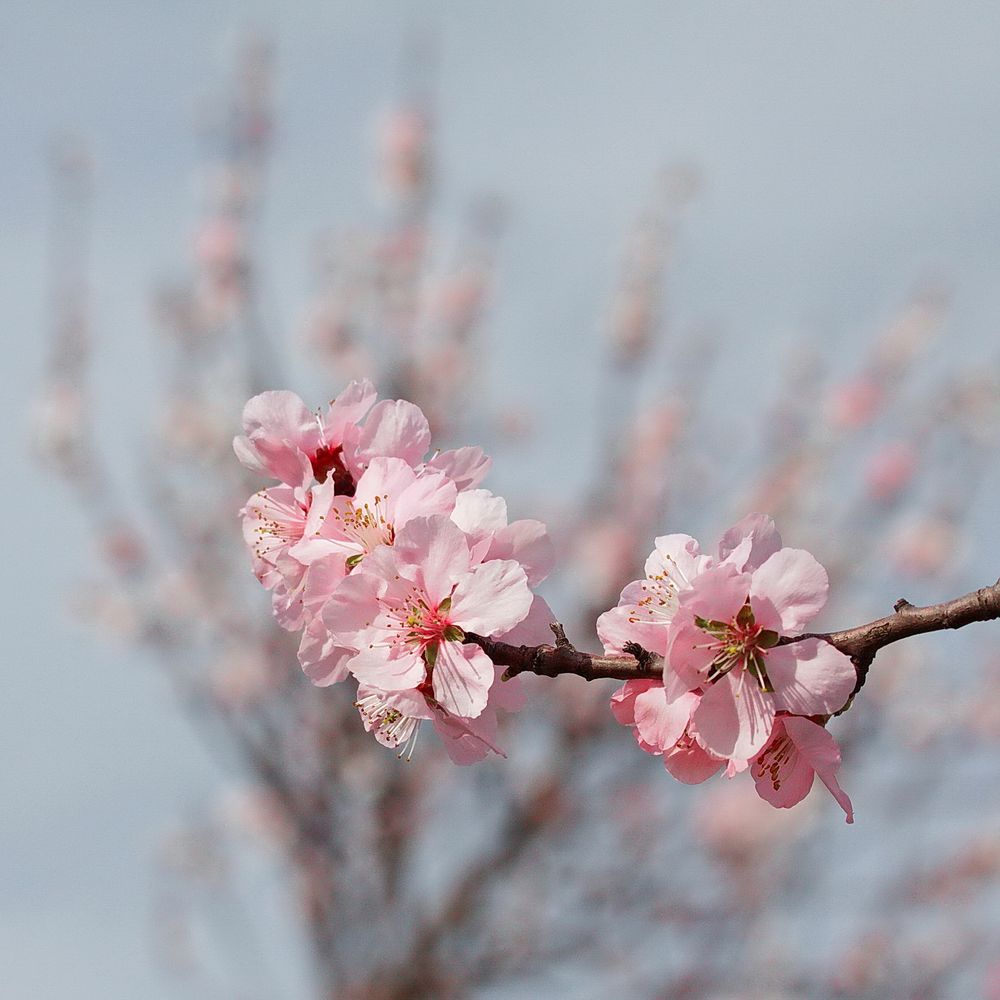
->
597, 602, 643, 654
633, 688, 697, 752
646, 533, 710, 589
665, 615, 720, 691
750, 547, 829, 631
391, 469, 457, 527
487, 519, 555, 587
426, 446, 492, 490
677, 563, 750, 622
321, 572, 383, 648
751, 722, 815, 809
353, 456, 418, 507
717, 513, 782, 571
449, 558, 532, 636
433, 707, 506, 764
250, 434, 314, 489
610, 679, 659, 727
299, 554, 349, 615
241, 389, 315, 440
321, 378, 377, 440
783, 716, 854, 822
298, 620, 352, 686
694, 669, 775, 760
450, 489, 508, 542
431, 641, 493, 718
348, 398, 431, 475
233, 434, 268, 476
238, 390, 320, 487
348, 638, 425, 691
766, 639, 856, 717
393, 516, 471, 604
663, 740, 725, 784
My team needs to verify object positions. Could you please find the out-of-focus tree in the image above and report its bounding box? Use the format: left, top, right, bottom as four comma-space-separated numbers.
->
34, 33, 1000, 1000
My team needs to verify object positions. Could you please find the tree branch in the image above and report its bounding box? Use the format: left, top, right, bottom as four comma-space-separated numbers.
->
466, 579, 1000, 686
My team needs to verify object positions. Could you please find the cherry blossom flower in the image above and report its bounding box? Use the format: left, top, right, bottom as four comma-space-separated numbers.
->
291, 460, 458, 685
240, 485, 310, 591
326, 516, 533, 719
610, 681, 724, 783
597, 534, 710, 654
235, 382, 489, 495
750, 715, 854, 823
666, 516, 856, 760
234, 381, 377, 490
292, 457, 457, 570
351, 596, 550, 761
355, 663, 526, 764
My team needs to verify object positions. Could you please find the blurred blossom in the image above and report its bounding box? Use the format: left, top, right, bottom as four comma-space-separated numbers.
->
30, 380, 85, 466
887, 512, 961, 577
865, 440, 917, 503
827, 376, 884, 430
218, 785, 296, 852
376, 106, 431, 204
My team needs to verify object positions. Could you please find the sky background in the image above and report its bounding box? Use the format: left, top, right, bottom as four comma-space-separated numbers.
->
5, 2, 1000, 997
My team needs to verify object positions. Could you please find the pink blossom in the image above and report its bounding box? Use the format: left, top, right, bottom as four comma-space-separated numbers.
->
597, 533, 710, 654
610, 681, 724, 783
295, 554, 362, 685
666, 516, 856, 759
450, 489, 555, 586
354, 664, 524, 763
326, 516, 533, 718
291, 460, 458, 685
349, 595, 545, 762
750, 715, 854, 822
235, 383, 486, 501
234, 382, 377, 490
610, 680, 692, 753
292, 457, 457, 570
240, 485, 310, 591
662, 726, 727, 784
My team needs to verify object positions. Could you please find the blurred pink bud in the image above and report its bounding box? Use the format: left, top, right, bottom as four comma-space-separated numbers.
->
31, 382, 85, 465
888, 515, 958, 577
218, 785, 295, 850
865, 440, 917, 503
377, 107, 431, 200
827, 376, 883, 430
101, 527, 146, 575
195, 216, 243, 272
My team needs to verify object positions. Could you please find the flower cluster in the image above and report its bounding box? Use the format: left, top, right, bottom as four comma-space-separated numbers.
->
236, 381, 554, 761
600, 515, 857, 821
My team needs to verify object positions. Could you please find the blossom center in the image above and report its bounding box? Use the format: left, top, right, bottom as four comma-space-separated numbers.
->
694, 602, 778, 692
628, 554, 693, 625
311, 444, 355, 496
354, 692, 421, 760
336, 494, 395, 557
752, 734, 793, 791
385, 592, 464, 657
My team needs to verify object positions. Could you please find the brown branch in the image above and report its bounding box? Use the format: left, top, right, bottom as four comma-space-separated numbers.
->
466, 579, 1000, 685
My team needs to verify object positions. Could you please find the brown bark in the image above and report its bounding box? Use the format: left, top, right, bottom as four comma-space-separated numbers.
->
466, 578, 1000, 686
